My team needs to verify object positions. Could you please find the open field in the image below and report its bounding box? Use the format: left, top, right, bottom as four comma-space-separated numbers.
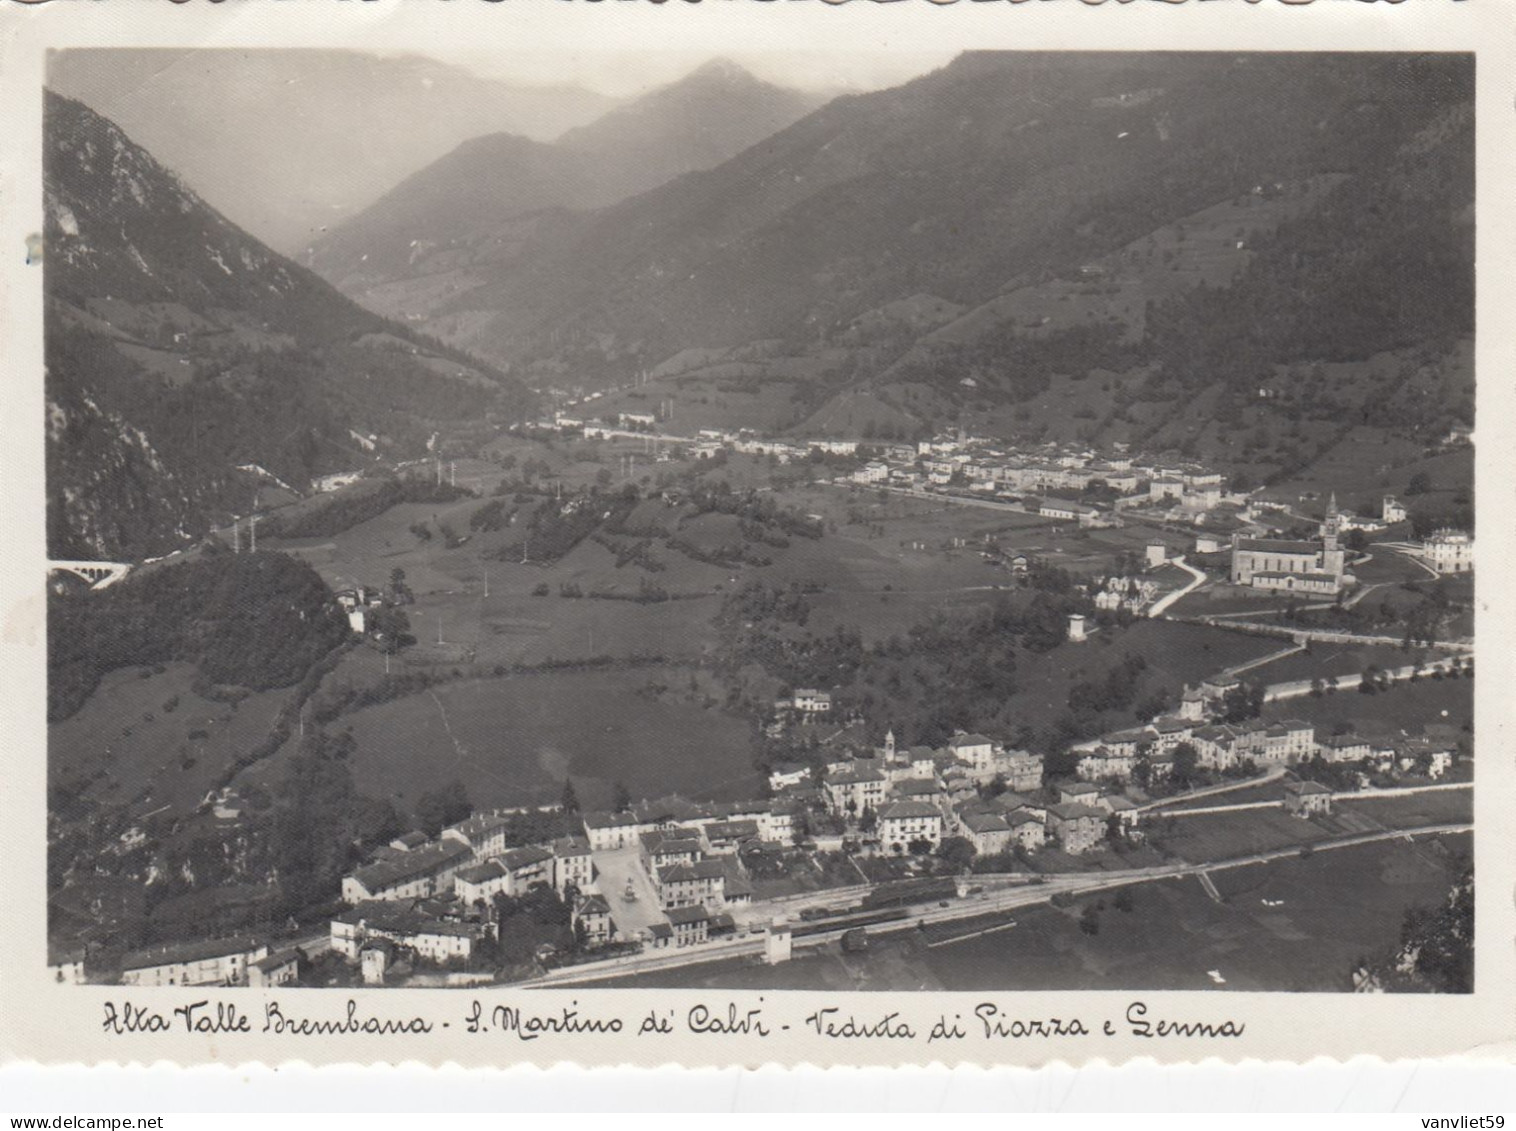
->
1168, 586, 1300, 618
1154, 807, 1335, 862
1157, 785, 1470, 862
289, 668, 759, 814
600, 833, 1467, 992
1335, 788, 1472, 830
1247, 641, 1441, 685
1002, 618, 1283, 736
1275, 675, 1472, 739
1263, 434, 1472, 512
49, 662, 289, 820
1351, 549, 1439, 586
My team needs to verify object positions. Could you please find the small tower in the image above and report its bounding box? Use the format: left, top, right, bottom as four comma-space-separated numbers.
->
1320, 492, 1346, 584
1067, 613, 1087, 643
1321, 492, 1342, 553
765, 916, 793, 965
1178, 684, 1206, 721
884, 729, 897, 760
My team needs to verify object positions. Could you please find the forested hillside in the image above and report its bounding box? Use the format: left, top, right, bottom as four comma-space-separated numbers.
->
47, 551, 350, 722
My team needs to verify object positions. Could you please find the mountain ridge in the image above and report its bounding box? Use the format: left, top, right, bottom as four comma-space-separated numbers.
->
44, 91, 534, 561
308, 59, 829, 299
47, 49, 620, 255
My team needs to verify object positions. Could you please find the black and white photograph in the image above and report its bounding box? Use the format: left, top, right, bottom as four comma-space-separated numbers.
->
39, 44, 1476, 1004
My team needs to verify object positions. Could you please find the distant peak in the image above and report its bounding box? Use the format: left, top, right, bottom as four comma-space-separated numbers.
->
686, 57, 757, 85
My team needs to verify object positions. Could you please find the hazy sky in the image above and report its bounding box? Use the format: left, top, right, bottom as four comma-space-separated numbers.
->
415, 48, 959, 98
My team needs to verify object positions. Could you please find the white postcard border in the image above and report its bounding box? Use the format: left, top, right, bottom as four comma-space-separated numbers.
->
2, 0, 1512, 1071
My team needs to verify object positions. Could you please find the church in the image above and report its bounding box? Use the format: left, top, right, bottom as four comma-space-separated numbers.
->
1229, 496, 1349, 595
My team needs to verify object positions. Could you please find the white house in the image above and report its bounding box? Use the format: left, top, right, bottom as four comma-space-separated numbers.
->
876, 800, 944, 853
119, 937, 267, 988
1421, 529, 1473, 574
792, 689, 833, 714
582, 811, 646, 851
341, 839, 473, 903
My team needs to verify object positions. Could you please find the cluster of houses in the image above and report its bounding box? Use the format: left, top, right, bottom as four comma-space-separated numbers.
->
329, 815, 606, 979
1070, 674, 1457, 785
847, 437, 1239, 526
776, 730, 1130, 858
111, 937, 300, 990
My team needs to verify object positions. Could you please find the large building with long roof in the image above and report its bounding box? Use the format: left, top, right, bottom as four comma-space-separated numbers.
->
1229, 495, 1348, 595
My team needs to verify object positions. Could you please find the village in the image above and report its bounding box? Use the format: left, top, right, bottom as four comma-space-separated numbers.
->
81, 410, 1478, 992
103, 627, 1470, 990
516, 412, 1474, 584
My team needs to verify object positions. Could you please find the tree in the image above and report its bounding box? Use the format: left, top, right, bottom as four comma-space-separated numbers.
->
1114, 887, 1134, 913
560, 779, 580, 815
937, 835, 976, 871
1171, 741, 1200, 787
415, 780, 471, 837
1079, 903, 1101, 936
1220, 681, 1264, 723
858, 804, 877, 834
611, 781, 633, 814
1406, 471, 1433, 497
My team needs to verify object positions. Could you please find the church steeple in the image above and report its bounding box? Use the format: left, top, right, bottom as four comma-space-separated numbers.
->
1321, 492, 1341, 553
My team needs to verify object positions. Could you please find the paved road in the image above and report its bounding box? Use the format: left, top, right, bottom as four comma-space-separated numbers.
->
1139, 764, 1289, 813
1147, 555, 1206, 617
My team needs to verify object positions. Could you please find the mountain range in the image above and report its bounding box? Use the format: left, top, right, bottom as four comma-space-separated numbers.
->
308, 52, 1470, 468
44, 91, 534, 561
44, 52, 1474, 558
46, 49, 620, 256
309, 59, 829, 300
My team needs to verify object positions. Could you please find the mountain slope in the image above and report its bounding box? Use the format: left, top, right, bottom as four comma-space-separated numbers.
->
308, 60, 827, 304
44, 91, 534, 561
47, 50, 619, 255
556, 58, 829, 194
389, 51, 1469, 443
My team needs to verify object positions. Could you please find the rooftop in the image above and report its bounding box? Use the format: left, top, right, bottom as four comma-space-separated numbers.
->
828, 765, 886, 785
660, 859, 728, 883
446, 813, 509, 842
1048, 802, 1106, 822
961, 812, 1010, 833
1236, 538, 1322, 555
121, 935, 263, 972
454, 861, 507, 885
1287, 780, 1332, 795
583, 811, 641, 830
500, 845, 554, 871
350, 839, 472, 893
